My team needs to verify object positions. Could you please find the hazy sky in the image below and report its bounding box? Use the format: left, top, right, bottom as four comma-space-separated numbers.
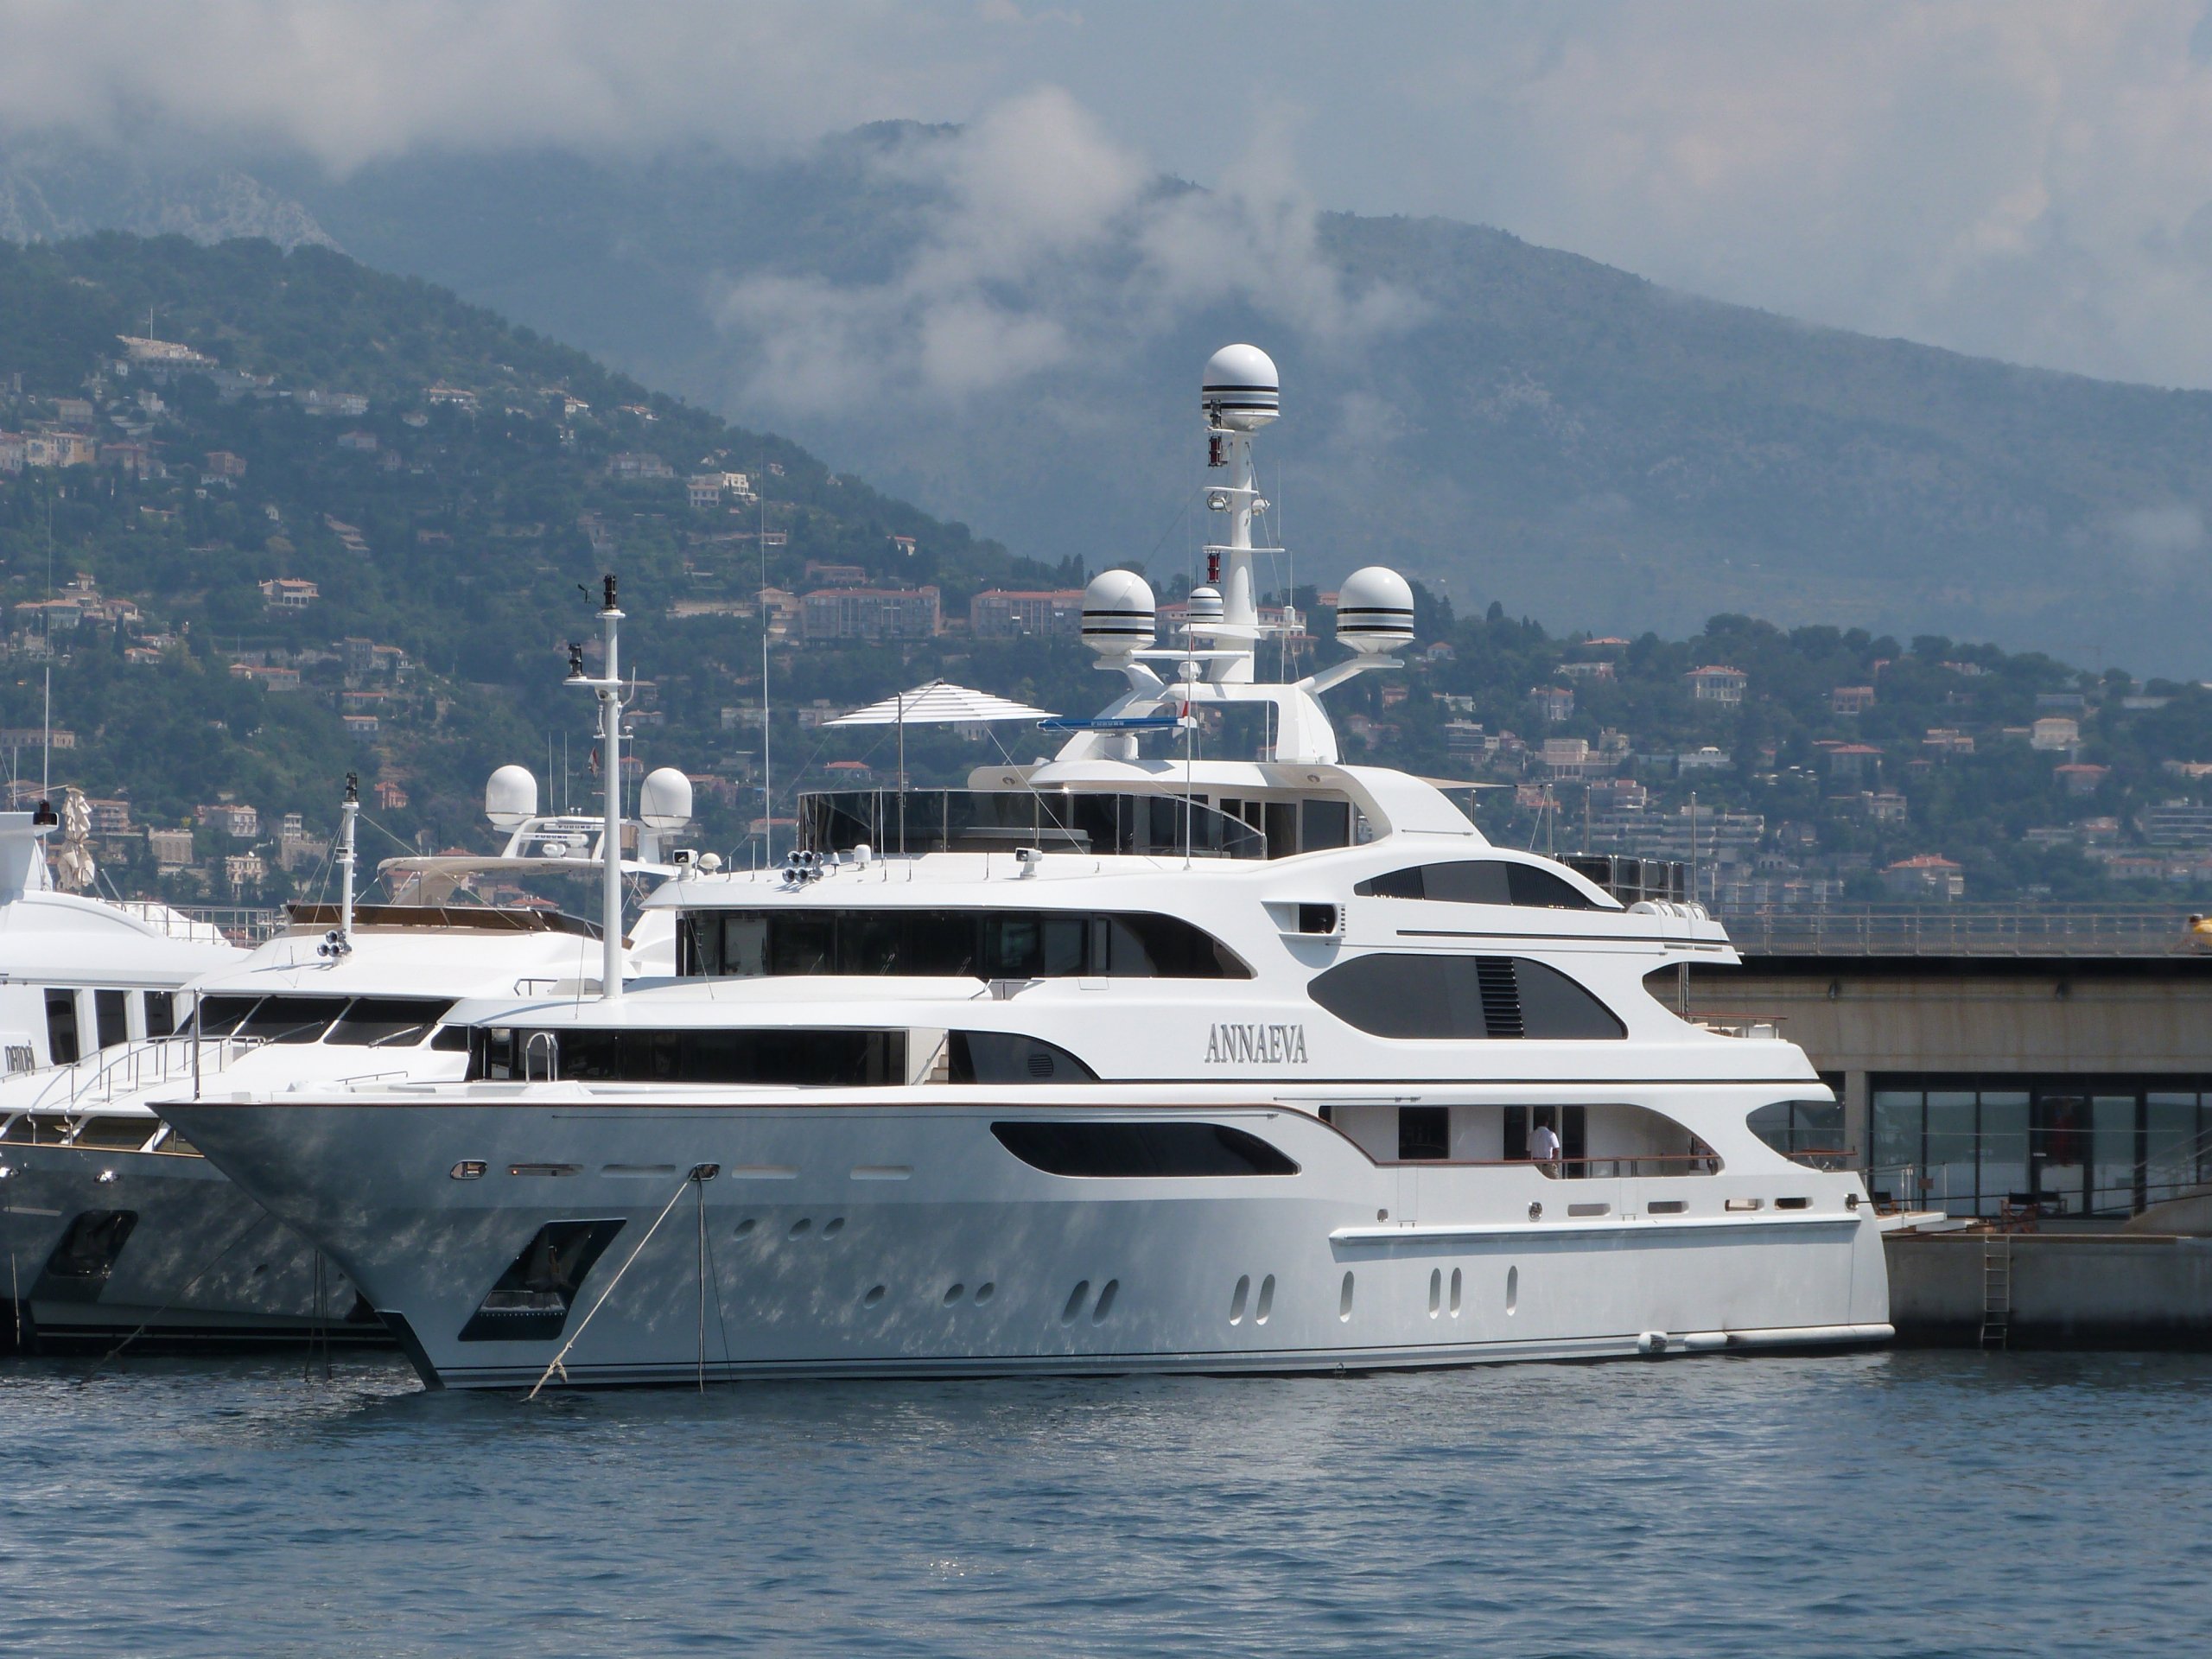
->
10, 1, 2212, 388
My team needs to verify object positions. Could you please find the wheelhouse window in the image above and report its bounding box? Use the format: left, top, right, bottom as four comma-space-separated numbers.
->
677, 908, 1251, 982
192, 995, 261, 1039
234, 997, 348, 1046
1309, 953, 1625, 1039
326, 998, 456, 1047
467, 1026, 906, 1087
1354, 860, 1609, 910
991, 1121, 1299, 1177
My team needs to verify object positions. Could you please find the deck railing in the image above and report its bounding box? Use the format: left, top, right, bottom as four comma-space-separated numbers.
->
1719, 905, 2206, 958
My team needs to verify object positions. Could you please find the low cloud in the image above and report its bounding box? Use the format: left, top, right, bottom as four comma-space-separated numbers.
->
713, 89, 1421, 416
2112, 503, 2209, 582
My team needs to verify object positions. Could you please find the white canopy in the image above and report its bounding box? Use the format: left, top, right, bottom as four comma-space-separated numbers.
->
826, 681, 1056, 728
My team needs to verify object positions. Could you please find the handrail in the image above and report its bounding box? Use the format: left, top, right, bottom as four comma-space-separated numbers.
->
1385, 1153, 1722, 1177
17, 1032, 266, 1118
1719, 904, 2209, 958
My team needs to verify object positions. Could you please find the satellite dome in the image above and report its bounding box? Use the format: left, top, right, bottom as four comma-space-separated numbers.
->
639, 767, 694, 831
1082, 569, 1156, 655
1202, 344, 1279, 430
484, 765, 538, 829
1185, 584, 1224, 626
1336, 566, 1415, 654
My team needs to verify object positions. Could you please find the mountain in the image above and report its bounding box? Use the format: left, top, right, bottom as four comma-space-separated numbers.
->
11, 131, 2212, 671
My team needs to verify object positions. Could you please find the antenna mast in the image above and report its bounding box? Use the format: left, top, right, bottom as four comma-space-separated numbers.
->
338, 772, 359, 944
568, 575, 627, 1002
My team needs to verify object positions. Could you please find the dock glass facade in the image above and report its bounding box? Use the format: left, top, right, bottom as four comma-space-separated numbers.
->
1686, 946, 2212, 1221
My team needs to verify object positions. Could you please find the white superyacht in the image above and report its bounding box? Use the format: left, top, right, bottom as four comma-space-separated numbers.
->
0, 764, 688, 1346
165, 347, 1891, 1388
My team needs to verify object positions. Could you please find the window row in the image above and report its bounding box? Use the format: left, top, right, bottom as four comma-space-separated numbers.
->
42, 987, 181, 1066
676, 907, 1251, 982
193, 995, 459, 1049
467, 1026, 1100, 1088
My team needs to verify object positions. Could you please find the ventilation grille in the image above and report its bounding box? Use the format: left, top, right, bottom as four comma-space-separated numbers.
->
1476, 957, 1523, 1038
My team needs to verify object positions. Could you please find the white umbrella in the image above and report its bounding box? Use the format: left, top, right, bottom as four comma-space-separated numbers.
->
825, 680, 1056, 790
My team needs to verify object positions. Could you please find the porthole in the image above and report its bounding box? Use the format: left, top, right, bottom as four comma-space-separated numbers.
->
974, 1281, 996, 1305
1255, 1274, 1274, 1325
1338, 1271, 1355, 1322
1091, 1280, 1119, 1323
1649, 1200, 1687, 1216
943, 1282, 965, 1306
1061, 1281, 1090, 1325
1230, 1274, 1250, 1325
862, 1284, 887, 1307
823, 1216, 846, 1236
734, 1217, 758, 1237
1428, 1268, 1441, 1318
788, 1217, 812, 1238
1449, 1268, 1463, 1317
1506, 1264, 1519, 1314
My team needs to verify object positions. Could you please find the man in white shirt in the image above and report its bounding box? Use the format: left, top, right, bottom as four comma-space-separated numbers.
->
1529, 1119, 1562, 1173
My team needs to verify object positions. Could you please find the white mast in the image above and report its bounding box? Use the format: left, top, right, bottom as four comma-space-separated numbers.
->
1199, 344, 1280, 686
568, 575, 627, 1002
337, 772, 359, 944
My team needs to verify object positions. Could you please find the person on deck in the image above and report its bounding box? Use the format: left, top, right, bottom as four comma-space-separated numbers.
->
1529, 1118, 1562, 1174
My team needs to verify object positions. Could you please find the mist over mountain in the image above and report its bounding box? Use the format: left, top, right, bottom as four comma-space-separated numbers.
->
11, 124, 2212, 673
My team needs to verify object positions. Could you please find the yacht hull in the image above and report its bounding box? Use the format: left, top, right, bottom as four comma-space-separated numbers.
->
0, 1141, 383, 1349
166, 1096, 1891, 1389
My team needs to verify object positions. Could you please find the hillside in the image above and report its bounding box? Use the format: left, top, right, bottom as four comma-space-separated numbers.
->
8, 232, 2212, 913
0, 233, 1076, 904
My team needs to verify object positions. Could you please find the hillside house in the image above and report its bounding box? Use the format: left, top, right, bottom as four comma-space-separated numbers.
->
2056, 763, 2110, 797
1529, 685, 1574, 723
204, 450, 247, 478
801, 586, 941, 642
1831, 685, 1876, 715
2031, 716, 2080, 752
260, 578, 319, 611
969, 589, 1083, 639
146, 827, 194, 867
1687, 665, 1748, 704
1882, 854, 1966, 900
195, 803, 259, 838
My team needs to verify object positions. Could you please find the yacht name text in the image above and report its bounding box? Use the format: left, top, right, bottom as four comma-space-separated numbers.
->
1204, 1022, 1309, 1065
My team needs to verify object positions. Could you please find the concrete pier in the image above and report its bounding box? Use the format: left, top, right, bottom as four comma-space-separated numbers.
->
1885, 1227, 2212, 1347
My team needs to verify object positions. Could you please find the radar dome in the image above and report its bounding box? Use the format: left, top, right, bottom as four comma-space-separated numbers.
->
1185, 585, 1224, 627
484, 765, 538, 829
1082, 569, 1156, 655
1202, 344, 1279, 430
639, 767, 694, 831
1336, 566, 1415, 654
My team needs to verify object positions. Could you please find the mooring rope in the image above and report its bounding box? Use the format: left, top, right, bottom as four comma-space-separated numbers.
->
526, 1170, 698, 1400
77, 1212, 268, 1387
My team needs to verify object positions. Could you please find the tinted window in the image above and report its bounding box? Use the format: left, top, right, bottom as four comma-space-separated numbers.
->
1355, 860, 1599, 909
95, 989, 130, 1049
143, 993, 177, 1040
948, 1032, 1097, 1084
236, 996, 347, 1045
678, 909, 1248, 981
471, 1026, 905, 1087
1310, 954, 1624, 1039
1398, 1105, 1450, 1160
327, 998, 455, 1047
194, 995, 261, 1038
991, 1121, 1299, 1177
45, 989, 79, 1065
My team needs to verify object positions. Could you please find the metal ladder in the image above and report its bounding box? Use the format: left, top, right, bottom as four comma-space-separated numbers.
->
1979, 1232, 2012, 1350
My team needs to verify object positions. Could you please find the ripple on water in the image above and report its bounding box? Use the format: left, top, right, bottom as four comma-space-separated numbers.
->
0, 1351, 2209, 1656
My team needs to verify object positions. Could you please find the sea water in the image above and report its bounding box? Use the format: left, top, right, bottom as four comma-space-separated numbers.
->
0, 1350, 2204, 1656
